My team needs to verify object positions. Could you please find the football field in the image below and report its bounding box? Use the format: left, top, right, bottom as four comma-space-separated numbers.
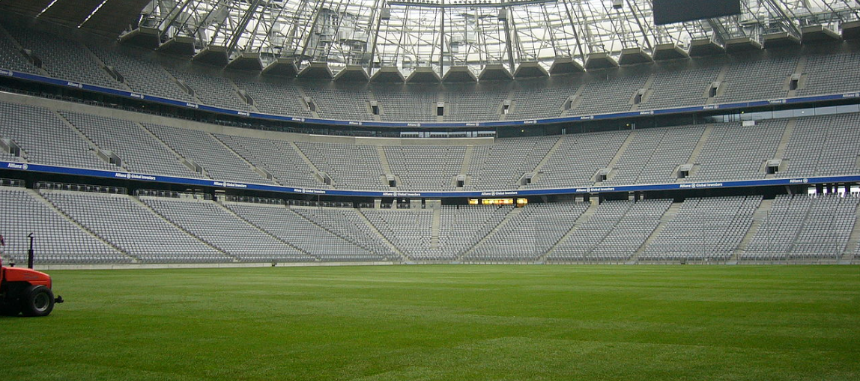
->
2, 265, 859, 380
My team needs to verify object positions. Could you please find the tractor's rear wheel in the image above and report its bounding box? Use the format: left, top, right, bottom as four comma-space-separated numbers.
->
20, 285, 54, 317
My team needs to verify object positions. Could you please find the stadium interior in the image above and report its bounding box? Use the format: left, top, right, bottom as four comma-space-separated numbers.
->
0, 0, 859, 266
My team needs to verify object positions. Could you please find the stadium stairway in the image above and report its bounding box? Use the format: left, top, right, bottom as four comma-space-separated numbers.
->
599, 130, 638, 184
732, 198, 776, 264
704, 65, 730, 106
767, 119, 797, 178
431, 207, 441, 249
53, 110, 120, 170
355, 209, 409, 263
541, 200, 599, 262
458, 146, 473, 189
288, 141, 327, 185
375, 146, 395, 188
786, 56, 808, 98
564, 84, 588, 114
522, 136, 565, 188
458, 207, 522, 261
680, 124, 714, 179
628, 73, 657, 112
630, 201, 683, 263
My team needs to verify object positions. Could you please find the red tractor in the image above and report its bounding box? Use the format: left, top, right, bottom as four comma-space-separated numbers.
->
0, 253, 63, 317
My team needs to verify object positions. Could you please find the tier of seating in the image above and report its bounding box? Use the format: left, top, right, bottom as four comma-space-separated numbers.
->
1, 22, 859, 123
602, 125, 705, 186
2, 185, 856, 265
1, 97, 858, 192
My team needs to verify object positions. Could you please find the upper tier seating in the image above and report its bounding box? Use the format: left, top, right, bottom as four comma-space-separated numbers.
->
0, 25, 40, 75
798, 50, 860, 96
302, 84, 374, 121
1, 23, 859, 123
6, 27, 120, 89
505, 78, 575, 120
641, 62, 721, 110
715, 53, 797, 103
567, 72, 650, 116
232, 76, 312, 117
163, 65, 251, 111
444, 82, 510, 122
371, 84, 439, 122
87, 43, 193, 102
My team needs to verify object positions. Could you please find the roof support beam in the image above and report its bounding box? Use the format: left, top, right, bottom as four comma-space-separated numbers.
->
225, 0, 263, 56
626, 0, 653, 52
763, 0, 802, 39
560, 0, 586, 62
439, 4, 445, 77
300, 0, 329, 61
501, 8, 516, 73
369, 2, 386, 75
157, 0, 193, 40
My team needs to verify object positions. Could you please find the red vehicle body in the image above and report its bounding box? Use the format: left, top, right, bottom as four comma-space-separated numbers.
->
0, 258, 63, 317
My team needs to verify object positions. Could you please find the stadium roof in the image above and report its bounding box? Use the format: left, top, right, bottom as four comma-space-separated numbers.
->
4, 0, 860, 78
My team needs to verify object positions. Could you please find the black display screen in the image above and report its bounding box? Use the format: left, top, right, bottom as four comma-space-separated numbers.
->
653, 0, 742, 25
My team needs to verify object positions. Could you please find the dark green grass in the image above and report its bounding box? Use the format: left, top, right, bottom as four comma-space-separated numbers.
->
2, 265, 859, 380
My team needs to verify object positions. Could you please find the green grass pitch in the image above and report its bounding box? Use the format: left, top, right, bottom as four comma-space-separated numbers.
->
2, 265, 859, 380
